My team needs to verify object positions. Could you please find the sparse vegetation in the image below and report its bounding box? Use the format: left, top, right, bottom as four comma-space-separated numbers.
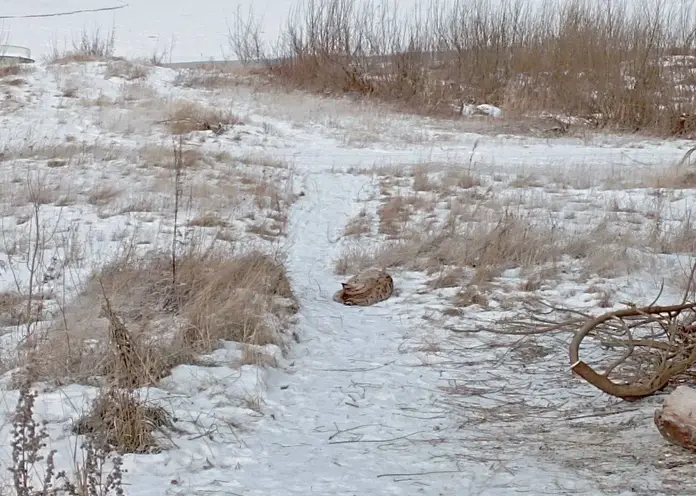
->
3, 9, 696, 493
9, 381, 126, 495
104, 60, 151, 81
336, 160, 696, 310
49, 27, 117, 64
173, 67, 240, 89
73, 388, 172, 454
343, 209, 373, 237
166, 101, 243, 134
26, 246, 296, 386
232, 0, 696, 135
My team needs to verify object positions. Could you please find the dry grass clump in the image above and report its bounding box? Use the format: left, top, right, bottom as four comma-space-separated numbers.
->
138, 144, 206, 169
73, 388, 172, 454
188, 212, 229, 227
240, 344, 279, 367
237, 153, 287, 169
343, 209, 373, 237
9, 382, 126, 495
441, 168, 482, 191
104, 60, 150, 81
640, 152, 696, 188
378, 196, 412, 236
87, 185, 121, 206
234, 0, 696, 135
335, 206, 623, 287
412, 165, 439, 192
0, 64, 25, 78
119, 81, 159, 103
166, 101, 243, 134
29, 246, 297, 386
338, 165, 696, 301
378, 193, 435, 237
0, 291, 45, 326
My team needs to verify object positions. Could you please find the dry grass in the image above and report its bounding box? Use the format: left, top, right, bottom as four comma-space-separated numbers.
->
104, 60, 151, 81
166, 101, 243, 134
239, 344, 279, 367
237, 153, 287, 169
27, 246, 297, 387
8, 382, 127, 493
0, 64, 25, 78
232, 0, 696, 135
73, 388, 171, 454
1, 142, 122, 165
0, 291, 44, 326
119, 81, 159, 103
188, 212, 229, 228
87, 185, 121, 206
0, 64, 31, 87
339, 208, 573, 283
49, 27, 116, 64
138, 144, 206, 169
173, 67, 242, 89
334, 162, 693, 298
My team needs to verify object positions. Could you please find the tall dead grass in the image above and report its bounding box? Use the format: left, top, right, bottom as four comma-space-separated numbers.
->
231, 0, 696, 134
28, 245, 297, 387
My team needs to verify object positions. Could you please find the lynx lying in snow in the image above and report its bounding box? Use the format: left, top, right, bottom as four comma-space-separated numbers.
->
333, 268, 394, 306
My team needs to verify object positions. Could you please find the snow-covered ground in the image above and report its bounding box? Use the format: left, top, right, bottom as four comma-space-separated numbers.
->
0, 7, 696, 494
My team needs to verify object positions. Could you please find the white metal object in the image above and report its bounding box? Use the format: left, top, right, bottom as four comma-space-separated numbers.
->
0, 45, 34, 63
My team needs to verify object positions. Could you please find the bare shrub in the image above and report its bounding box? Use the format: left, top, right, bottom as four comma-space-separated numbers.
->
228, 5, 267, 64
236, 0, 696, 134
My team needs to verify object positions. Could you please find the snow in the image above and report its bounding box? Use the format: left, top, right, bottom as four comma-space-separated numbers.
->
0, 3, 695, 495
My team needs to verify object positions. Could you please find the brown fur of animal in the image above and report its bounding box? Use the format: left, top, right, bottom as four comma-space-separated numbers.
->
333, 268, 394, 306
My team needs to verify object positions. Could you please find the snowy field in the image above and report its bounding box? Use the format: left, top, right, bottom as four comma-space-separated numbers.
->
0, 3, 695, 496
